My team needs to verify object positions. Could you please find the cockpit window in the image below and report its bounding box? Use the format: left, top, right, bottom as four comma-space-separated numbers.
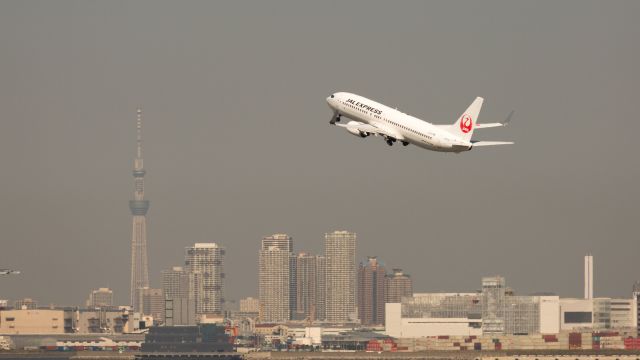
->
330, 94, 335, 98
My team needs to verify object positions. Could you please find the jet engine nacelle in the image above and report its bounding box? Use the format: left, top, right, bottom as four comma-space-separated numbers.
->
345, 121, 369, 138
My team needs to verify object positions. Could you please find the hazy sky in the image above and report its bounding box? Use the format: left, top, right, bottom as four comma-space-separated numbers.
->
1, 1, 639, 307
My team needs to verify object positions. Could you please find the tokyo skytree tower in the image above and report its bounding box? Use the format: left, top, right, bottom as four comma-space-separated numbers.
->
129, 109, 150, 311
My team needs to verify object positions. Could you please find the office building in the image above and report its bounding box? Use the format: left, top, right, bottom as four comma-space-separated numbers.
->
585, 254, 593, 299
139, 287, 165, 324
358, 256, 386, 325
385, 268, 413, 303
86, 288, 114, 308
129, 109, 150, 311
259, 236, 291, 323
185, 243, 225, 316
162, 266, 195, 326
325, 230, 357, 323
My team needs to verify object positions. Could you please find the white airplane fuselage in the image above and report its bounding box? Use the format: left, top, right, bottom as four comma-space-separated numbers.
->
326, 92, 472, 152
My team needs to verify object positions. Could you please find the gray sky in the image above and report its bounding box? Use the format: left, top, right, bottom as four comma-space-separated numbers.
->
0, 0, 639, 307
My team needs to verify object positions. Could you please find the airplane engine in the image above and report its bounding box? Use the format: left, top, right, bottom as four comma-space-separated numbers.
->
345, 121, 369, 138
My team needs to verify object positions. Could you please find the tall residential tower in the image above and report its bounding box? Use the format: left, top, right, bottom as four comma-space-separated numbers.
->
258, 234, 293, 323
129, 109, 150, 311
185, 243, 226, 316
325, 230, 357, 323
358, 256, 386, 325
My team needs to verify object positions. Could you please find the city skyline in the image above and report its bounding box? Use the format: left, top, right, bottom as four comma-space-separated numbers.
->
1, 1, 639, 306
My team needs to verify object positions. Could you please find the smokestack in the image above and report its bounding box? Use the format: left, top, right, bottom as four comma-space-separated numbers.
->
584, 254, 593, 299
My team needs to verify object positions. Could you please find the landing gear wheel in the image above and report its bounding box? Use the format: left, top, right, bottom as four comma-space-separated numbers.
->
335, 116, 341, 123
402, 141, 409, 146
386, 140, 394, 146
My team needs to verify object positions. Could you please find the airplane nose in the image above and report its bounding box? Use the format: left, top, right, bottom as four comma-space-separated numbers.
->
326, 94, 335, 105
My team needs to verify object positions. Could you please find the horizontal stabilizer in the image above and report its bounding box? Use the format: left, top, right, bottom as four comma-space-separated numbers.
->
475, 110, 514, 129
475, 123, 504, 129
472, 141, 514, 147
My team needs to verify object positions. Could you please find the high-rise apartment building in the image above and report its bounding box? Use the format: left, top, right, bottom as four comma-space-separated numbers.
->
129, 109, 150, 311
633, 282, 640, 334
259, 234, 292, 323
261, 234, 293, 252
294, 253, 326, 321
315, 255, 326, 321
239, 297, 260, 313
162, 266, 190, 300
325, 230, 357, 323
86, 288, 114, 308
385, 268, 413, 303
184, 243, 225, 315
358, 257, 386, 325
139, 287, 165, 324
585, 254, 593, 299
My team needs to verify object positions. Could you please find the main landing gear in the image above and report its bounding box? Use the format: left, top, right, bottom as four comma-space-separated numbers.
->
385, 137, 396, 146
402, 141, 409, 146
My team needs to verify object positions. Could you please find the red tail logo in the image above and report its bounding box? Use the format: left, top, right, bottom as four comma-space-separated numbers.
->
460, 114, 473, 133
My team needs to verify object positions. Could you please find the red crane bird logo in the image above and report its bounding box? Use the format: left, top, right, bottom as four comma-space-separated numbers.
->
460, 114, 473, 133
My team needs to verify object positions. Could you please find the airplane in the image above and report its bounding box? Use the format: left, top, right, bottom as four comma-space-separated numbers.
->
0, 269, 20, 275
326, 92, 513, 153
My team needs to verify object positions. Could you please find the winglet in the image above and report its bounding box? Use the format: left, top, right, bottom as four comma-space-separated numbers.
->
503, 110, 514, 125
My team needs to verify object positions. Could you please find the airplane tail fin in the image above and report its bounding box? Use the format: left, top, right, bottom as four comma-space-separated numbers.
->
451, 97, 484, 141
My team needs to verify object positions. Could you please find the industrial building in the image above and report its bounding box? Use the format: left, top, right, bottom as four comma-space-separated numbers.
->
0, 307, 156, 335
141, 324, 233, 353
559, 297, 637, 331
386, 276, 636, 339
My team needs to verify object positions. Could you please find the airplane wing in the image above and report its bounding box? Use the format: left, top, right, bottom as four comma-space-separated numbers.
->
471, 141, 514, 146
336, 122, 403, 140
475, 110, 514, 129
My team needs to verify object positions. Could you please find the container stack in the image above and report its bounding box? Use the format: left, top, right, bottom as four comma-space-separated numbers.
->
624, 337, 640, 350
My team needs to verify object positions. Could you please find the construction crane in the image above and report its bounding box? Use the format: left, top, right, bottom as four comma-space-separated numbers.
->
0, 269, 20, 275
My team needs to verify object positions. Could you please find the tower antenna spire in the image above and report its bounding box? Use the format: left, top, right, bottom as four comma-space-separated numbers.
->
136, 108, 143, 159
